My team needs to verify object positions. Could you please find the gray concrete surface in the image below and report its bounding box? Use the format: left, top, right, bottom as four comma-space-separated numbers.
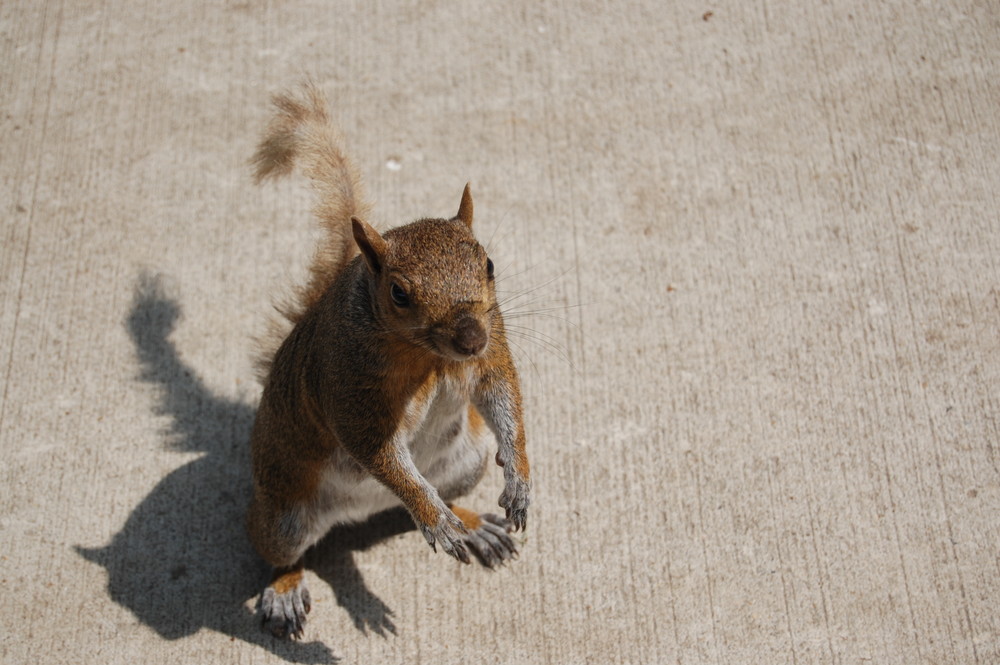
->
2, 1, 999, 663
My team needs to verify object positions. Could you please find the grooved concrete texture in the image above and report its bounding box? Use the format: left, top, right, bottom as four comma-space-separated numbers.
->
2, 2, 999, 663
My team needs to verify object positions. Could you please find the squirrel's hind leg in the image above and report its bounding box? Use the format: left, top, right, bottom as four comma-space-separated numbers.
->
449, 505, 518, 568
259, 563, 311, 639
247, 499, 318, 639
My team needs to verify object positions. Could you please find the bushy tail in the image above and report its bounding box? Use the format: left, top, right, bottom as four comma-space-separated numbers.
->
252, 83, 372, 382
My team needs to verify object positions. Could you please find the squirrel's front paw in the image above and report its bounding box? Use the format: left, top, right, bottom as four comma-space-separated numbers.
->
499, 475, 531, 531
419, 509, 471, 564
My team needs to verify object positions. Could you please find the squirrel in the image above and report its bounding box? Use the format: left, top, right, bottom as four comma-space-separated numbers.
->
246, 83, 531, 639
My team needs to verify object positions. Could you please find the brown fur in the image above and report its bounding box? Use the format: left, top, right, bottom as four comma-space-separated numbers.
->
247, 83, 532, 638
270, 566, 305, 595
468, 403, 486, 436
450, 505, 484, 531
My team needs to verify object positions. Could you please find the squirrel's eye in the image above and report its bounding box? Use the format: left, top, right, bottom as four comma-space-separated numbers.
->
486, 257, 495, 280
390, 283, 410, 308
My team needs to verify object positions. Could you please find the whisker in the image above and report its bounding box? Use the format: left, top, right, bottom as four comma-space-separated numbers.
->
503, 335, 544, 380
496, 267, 574, 310
483, 204, 516, 255
503, 323, 566, 349
504, 301, 591, 315
493, 261, 541, 283
501, 299, 589, 322
503, 325, 577, 372
503, 308, 587, 333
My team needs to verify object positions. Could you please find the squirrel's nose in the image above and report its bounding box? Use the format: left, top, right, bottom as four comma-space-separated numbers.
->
452, 317, 487, 357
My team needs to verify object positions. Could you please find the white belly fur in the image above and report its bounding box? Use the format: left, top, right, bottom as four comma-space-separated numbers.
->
298, 373, 492, 550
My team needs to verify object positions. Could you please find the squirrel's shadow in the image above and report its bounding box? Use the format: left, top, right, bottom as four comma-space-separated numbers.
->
76, 274, 412, 663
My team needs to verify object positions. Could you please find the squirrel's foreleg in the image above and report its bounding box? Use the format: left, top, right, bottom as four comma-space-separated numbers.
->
474, 346, 532, 531
360, 434, 473, 564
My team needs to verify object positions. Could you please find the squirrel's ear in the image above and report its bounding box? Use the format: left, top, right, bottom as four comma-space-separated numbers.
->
455, 182, 474, 229
352, 217, 386, 274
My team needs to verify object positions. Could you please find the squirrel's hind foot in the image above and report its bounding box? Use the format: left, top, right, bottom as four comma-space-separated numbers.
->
258, 566, 311, 639
451, 506, 519, 568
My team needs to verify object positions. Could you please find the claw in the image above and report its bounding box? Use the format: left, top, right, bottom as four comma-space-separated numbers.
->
499, 475, 531, 532
461, 512, 519, 568
481, 525, 518, 566
422, 509, 473, 563
258, 579, 311, 639
420, 524, 438, 551
446, 538, 471, 564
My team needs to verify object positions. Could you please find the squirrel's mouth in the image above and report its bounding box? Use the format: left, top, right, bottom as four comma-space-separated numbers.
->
427, 339, 489, 363
424, 325, 489, 363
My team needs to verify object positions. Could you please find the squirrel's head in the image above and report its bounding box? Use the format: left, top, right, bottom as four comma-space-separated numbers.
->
351, 184, 497, 362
